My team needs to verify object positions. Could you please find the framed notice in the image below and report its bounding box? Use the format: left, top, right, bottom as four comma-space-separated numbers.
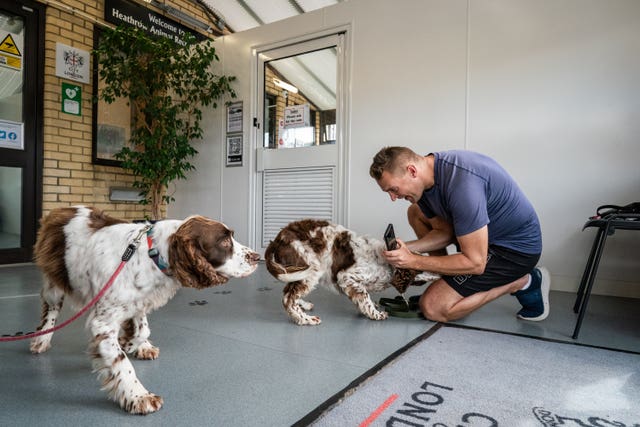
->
226, 101, 243, 133
226, 134, 243, 167
92, 27, 130, 166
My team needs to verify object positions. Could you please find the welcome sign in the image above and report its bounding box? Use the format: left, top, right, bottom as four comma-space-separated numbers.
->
104, 0, 204, 46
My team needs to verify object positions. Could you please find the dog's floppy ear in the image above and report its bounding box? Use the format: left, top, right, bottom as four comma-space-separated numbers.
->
390, 268, 419, 294
168, 232, 229, 289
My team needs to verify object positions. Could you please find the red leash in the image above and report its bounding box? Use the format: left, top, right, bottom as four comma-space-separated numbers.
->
0, 225, 150, 343
0, 261, 127, 342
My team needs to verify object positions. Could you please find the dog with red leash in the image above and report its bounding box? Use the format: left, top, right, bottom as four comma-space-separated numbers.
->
30, 206, 259, 414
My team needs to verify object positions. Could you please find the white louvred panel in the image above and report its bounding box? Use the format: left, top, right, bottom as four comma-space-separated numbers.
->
262, 167, 335, 246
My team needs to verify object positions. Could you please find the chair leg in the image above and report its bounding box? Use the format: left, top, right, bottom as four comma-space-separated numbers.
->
573, 228, 605, 313
572, 225, 610, 339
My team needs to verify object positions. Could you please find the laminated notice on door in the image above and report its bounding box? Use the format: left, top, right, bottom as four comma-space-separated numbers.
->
0, 119, 24, 150
283, 104, 310, 128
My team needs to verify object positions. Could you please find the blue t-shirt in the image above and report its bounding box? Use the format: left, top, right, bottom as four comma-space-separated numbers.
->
417, 150, 542, 254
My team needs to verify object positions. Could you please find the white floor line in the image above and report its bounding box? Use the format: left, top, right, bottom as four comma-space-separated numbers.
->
0, 293, 39, 300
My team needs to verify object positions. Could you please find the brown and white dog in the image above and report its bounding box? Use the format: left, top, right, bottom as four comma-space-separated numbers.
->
265, 219, 439, 325
30, 206, 259, 414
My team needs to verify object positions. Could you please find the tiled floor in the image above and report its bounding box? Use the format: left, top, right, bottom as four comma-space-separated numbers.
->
0, 263, 638, 426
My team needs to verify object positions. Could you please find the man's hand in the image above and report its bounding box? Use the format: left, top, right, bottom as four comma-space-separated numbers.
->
383, 238, 417, 269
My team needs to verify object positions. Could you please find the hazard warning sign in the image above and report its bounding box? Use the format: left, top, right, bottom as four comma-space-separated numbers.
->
0, 34, 21, 57
0, 33, 21, 71
0, 54, 20, 70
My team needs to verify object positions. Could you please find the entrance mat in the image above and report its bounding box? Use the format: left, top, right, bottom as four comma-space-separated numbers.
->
304, 324, 640, 426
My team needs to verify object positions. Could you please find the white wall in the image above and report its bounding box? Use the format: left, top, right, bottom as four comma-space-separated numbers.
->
171, 0, 640, 297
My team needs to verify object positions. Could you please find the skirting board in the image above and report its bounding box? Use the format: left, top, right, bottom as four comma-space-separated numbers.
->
552, 274, 640, 299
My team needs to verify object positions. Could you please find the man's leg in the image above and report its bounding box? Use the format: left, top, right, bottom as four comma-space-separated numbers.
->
407, 204, 448, 256
419, 274, 530, 322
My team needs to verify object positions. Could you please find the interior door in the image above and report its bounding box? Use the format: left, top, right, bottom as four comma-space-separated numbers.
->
254, 33, 346, 253
0, 0, 43, 264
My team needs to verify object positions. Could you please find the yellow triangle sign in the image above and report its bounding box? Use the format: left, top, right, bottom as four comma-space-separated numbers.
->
0, 34, 20, 57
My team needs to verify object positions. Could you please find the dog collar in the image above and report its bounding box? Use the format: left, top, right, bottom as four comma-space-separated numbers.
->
146, 227, 171, 275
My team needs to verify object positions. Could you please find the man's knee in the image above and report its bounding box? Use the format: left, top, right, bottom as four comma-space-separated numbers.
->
408, 204, 431, 237
419, 292, 449, 322
407, 203, 424, 224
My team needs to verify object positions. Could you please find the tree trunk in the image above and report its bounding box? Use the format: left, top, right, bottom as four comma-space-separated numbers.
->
150, 183, 162, 220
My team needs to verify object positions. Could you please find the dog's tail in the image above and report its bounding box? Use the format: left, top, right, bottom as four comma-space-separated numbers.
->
264, 241, 310, 282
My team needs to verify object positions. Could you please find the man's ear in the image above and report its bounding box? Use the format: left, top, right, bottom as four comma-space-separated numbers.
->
407, 164, 418, 178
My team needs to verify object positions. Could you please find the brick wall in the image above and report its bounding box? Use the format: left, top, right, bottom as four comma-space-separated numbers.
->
37, 0, 216, 220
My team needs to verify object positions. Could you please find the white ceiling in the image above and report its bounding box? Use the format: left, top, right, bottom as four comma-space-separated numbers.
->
199, 0, 341, 111
201, 0, 340, 33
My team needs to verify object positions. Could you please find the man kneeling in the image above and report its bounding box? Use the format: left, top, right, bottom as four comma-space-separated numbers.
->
370, 147, 550, 322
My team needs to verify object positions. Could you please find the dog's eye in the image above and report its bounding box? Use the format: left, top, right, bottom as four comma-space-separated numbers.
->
219, 236, 232, 248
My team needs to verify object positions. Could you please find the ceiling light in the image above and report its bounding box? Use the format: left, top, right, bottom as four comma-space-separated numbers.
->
273, 78, 298, 94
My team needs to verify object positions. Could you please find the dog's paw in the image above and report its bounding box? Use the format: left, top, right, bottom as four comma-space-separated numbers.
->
30, 338, 51, 354
124, 393, 164, 414
135, 343, 159, 360
415, 271, 440, 282
367, 310, 389, 321
295, 315, 322, 326
118, 337, 133, 353
297, 300, 314, 311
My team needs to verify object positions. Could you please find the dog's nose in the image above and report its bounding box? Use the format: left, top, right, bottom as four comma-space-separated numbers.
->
247, 252, 260, 265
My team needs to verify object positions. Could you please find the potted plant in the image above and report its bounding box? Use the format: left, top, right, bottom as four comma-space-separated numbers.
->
94, 25, 236, 220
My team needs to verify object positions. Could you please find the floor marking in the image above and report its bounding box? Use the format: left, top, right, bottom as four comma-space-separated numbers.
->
359, 393, 398, 427
0, 293, 39, 300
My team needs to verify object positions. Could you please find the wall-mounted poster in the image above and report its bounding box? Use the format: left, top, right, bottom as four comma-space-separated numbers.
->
227, 101, 243, 133
226, 134, 243, 167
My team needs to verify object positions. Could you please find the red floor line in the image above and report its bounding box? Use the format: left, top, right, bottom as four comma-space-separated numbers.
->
359, 393, 399, 427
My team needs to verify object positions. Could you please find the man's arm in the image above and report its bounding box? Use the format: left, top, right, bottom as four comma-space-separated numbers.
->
384, 225, 489, 276
404, 215, 456, 253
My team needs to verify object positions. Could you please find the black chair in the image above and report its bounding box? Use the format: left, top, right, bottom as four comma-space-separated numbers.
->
572, 210, 640, 339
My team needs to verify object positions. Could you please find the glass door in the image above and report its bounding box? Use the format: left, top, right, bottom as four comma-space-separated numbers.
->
254, 33, 348, 253
0, 0, 43, 264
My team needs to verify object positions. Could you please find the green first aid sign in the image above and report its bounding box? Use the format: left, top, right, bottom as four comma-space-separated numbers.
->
61, 82, 81, 116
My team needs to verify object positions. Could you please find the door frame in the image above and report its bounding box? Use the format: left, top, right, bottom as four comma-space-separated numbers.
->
248, 26, 351, 252
0, 0, 44, 264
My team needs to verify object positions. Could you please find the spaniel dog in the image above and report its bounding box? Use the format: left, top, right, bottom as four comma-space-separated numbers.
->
29, 206, 259, 414
265, 219, 439, 325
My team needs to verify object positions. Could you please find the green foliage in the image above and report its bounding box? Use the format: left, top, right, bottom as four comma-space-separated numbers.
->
94, 25, 236, 219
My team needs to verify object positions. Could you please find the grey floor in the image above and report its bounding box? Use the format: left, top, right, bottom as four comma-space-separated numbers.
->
0, 263, 638, 426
